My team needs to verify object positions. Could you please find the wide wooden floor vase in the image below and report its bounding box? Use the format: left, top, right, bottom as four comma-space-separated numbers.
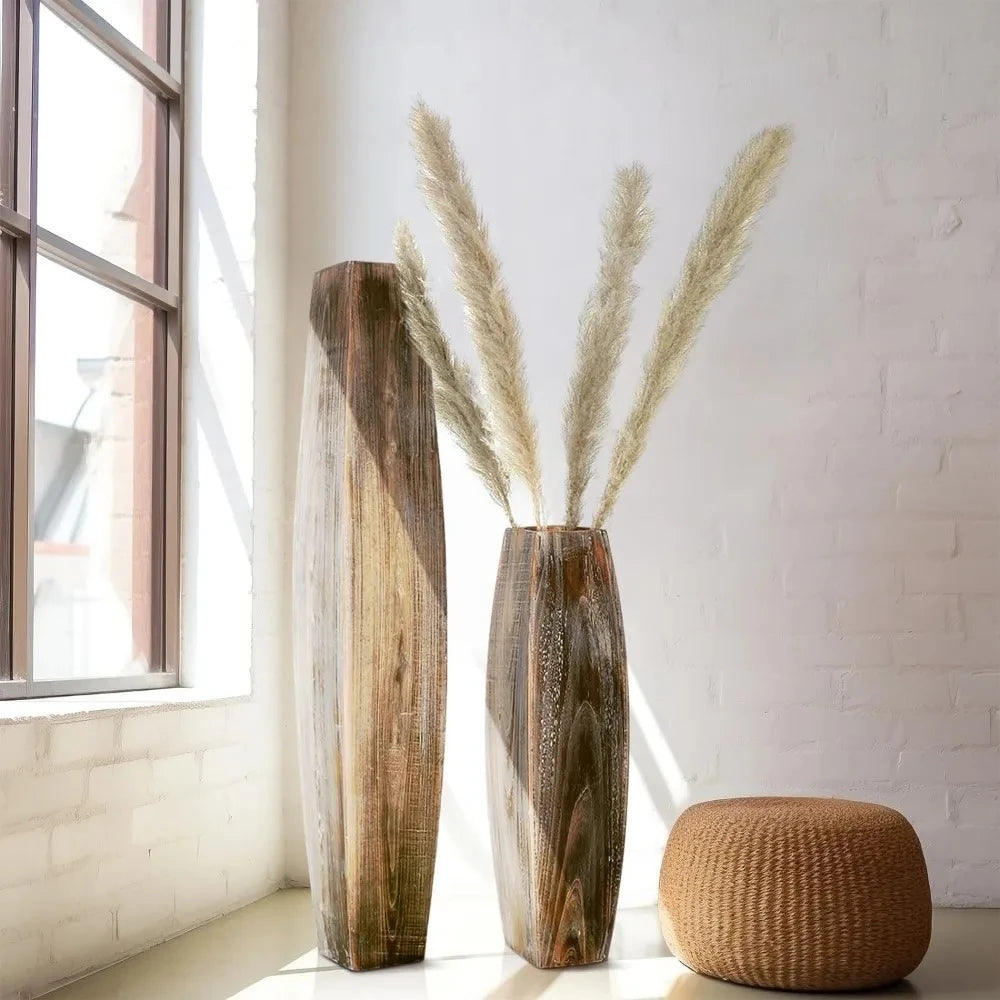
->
292, 261, 446, 971
486, 527, 628, 968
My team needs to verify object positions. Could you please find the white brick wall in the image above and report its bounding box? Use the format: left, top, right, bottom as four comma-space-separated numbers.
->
285, 0, 1000, 909
0, 708, 282, 998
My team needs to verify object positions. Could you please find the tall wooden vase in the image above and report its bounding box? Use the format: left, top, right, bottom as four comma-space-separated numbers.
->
486, 526, 628, 968
292, 261, 446, 971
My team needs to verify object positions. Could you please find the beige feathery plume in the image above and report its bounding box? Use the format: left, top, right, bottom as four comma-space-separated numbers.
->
394, 222, 515, 524
410, 100, 546, 526
594, 126, 792, 528
563, 164, 653, 527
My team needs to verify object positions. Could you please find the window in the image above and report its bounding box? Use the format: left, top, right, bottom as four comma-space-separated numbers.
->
0, 0, 181, 698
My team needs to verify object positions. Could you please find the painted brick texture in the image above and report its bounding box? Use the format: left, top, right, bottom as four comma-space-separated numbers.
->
610, 0, 1000, 910
0, 707, 282, 997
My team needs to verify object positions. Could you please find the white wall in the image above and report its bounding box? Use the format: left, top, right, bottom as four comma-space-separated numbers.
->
0, 2, 290, 996
285, 0, 1000, 910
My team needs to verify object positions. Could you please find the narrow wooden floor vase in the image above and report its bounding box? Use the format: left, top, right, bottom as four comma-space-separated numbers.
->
486, 527, 628, 968
292, 261, 446, 971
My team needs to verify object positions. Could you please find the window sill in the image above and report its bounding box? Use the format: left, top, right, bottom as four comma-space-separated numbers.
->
0, 684, 251, 724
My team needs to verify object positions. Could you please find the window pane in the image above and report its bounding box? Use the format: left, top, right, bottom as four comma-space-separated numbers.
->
0, 0, 14, 206
38, 6, 161, 281
85, 0, 162, 62
33, 258, 156, 681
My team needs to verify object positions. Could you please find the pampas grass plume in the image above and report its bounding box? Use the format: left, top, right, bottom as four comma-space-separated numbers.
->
562, 164, 653, 527
394, 221, 515, 524
404, 100, 792, 530
410, 100, 546, 525
594, 126, 792, 527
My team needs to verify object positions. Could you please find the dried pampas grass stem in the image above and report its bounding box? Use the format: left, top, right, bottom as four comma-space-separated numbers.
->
594, 126, 792, 528
404, 100, 793, 529
410, 100, 546, 525
394, 222, 515, 524
562, 164, 653, 527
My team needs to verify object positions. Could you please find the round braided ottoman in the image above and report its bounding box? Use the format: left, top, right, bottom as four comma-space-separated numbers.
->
658, 797, 931, 992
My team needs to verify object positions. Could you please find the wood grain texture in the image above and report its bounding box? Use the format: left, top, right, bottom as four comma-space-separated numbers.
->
486, 527, 628, 968
292, 261, 446, 971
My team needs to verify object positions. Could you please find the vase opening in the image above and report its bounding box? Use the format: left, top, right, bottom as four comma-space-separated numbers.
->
519, 524, 602, 532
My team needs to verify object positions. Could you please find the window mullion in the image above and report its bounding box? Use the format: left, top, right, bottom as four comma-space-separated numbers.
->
0, 235, 12, 682
37, 226, 177, 311
41, 0, 178, 99
0, 0, 17, 682
11, 0, 37, 688
1, 0, 15, 203
13, 0, 32, 218
0, 0, 19, 681
160, 0, 180, 674
0, 1, 7, 680
0, 202, 28, 237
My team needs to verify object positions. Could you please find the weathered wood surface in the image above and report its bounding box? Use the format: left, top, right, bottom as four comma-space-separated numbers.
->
292, 261, 446, 971
486, 527, 628, 968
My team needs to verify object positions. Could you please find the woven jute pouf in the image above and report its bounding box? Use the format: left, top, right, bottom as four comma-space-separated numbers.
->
658, 797, 932, 992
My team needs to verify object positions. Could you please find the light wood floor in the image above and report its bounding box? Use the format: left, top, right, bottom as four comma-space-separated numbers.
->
48, 889, 999, 999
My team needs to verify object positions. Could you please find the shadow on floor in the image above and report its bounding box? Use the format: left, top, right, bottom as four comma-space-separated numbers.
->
482, 962, 560, 1000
